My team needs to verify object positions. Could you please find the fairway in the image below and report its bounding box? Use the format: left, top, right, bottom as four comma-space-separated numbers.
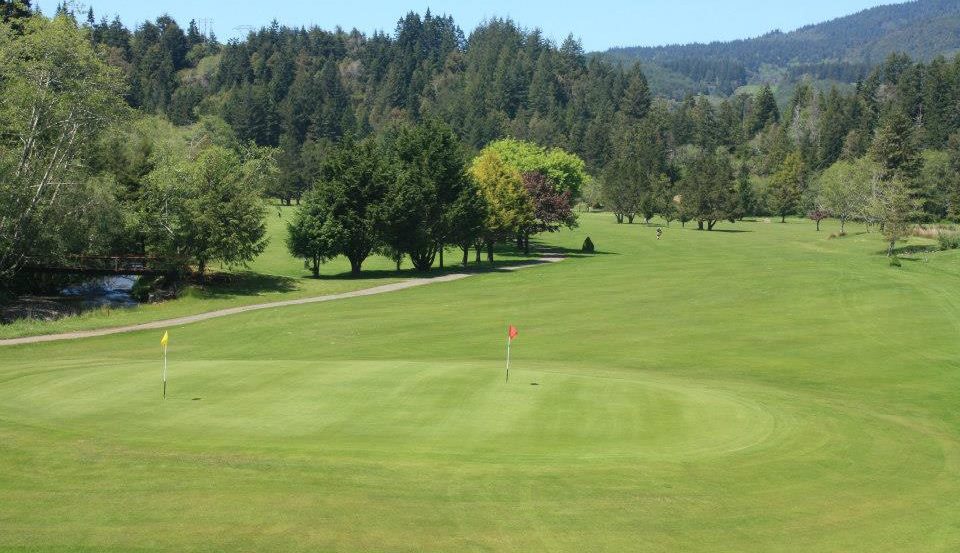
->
3, 215, 960, 551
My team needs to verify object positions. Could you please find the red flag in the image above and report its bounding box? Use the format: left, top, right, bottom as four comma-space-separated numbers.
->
508, 325, 518, 340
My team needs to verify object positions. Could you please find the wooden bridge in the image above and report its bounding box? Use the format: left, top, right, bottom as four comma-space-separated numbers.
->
23, 255, 169, 276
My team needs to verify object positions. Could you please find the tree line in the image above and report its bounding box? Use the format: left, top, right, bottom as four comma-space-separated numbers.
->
6, 3, 960, 298
586, 50, 960, 255
288, 131, 582, 275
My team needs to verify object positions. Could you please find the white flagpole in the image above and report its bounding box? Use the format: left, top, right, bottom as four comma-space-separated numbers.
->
162, 345, 167, 399
505, 337, 511, 383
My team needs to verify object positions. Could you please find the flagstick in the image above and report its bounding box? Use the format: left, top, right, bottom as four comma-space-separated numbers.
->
162, 345, 167, 399
505, 337, 511, 383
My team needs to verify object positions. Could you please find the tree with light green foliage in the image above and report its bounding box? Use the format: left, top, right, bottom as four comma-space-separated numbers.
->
580, 175, 603, 211
483, 138, 587, 200
816, 158, 876, 233
469, 150, 534, 262
867, 177, 917, 257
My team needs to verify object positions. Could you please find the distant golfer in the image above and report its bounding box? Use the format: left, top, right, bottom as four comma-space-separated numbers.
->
656, 227, 663, 240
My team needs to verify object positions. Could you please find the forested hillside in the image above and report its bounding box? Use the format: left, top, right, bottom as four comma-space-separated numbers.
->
6, 0, 960, 298
604, 0, 960, 97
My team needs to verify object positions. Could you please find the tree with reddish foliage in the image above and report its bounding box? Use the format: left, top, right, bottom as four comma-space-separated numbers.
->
808, 208, 829, 231
519, 172, 578, 254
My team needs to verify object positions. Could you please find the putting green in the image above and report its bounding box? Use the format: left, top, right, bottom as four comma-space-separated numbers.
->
3, 213, 960, 551
0, 359, 777, 461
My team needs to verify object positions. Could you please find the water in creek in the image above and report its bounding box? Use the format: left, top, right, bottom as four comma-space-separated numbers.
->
1, 275, 140, 325
59, 275, 139, 308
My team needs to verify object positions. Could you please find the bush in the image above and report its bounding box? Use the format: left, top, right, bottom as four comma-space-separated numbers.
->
132, 275, 181, 303
938, 232, 960, 251
889, 255, 902, 267
582, 237, 595, 253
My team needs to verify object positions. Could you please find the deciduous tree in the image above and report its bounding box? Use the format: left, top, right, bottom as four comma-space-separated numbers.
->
140, 145, 269, 278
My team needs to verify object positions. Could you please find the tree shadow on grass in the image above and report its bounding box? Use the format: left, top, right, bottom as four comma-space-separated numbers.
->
317, 256, 564, 280
878, 244, 940, 256
195, 272, 299, 298
527, 243, 618, 259
199, 242, 582, 296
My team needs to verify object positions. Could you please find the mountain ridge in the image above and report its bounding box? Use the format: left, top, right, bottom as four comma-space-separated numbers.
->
601, 0, 960, 97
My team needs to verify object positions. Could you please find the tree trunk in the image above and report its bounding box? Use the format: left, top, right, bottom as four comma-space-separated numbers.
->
349, 257, 363, 275
615, 213, 623, 224
197, 259, 207, 284
475, 243, 482, 264
707, 220, 716, 231
627, 214, 635, 224
439, 248, 444, 269
888, 239, 896, 257
486, 241, 494, 263
840, 218, 845, 233
461, 246, 469, 266
524, 233, 530, 255
781, 214, 786, 223
816, 219, 821, 231
411, 249, 436, 272
311, 257, 320, 278
697, 220, 704, 230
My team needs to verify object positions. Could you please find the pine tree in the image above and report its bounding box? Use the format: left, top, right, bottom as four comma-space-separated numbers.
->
187, 19, 204, 47
869, 110, 924, 201
0, 0, 31, 27
748, 85, 780, 135
768, 152, 805, 223
619, 63, 651, 122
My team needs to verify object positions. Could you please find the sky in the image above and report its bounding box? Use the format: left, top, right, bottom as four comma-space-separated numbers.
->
56, 0, 893, 52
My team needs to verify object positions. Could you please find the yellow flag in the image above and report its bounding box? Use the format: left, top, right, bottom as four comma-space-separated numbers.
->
160, 331, 169, 349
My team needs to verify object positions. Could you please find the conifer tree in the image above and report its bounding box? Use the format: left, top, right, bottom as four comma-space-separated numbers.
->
768, 152, 805, 223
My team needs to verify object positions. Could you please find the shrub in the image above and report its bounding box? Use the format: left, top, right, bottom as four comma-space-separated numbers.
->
938, 232, 960, 251
889, 255, 902, 267
582, 237, 595, 253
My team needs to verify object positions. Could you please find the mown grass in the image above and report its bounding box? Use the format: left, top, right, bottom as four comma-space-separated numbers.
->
2, 214, 960, 551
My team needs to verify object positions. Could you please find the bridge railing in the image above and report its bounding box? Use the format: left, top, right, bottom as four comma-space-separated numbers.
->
22, 255, 172, 275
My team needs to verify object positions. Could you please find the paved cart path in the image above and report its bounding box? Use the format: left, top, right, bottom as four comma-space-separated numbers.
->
0, 256, 564, 347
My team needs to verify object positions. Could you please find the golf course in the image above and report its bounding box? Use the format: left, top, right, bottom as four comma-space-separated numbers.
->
2, 213, 959, 552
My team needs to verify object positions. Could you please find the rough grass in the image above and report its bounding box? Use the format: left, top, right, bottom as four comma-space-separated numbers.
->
2, 215, 960, 551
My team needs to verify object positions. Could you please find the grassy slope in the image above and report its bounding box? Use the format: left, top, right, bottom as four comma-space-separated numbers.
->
0, 205, 531, 340
2, 214, 960, 552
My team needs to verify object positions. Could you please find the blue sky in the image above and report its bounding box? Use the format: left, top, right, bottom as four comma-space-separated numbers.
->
59, 0, 891, 51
